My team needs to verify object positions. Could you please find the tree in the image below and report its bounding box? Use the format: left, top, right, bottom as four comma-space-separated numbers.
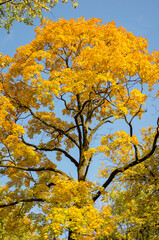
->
108, 127, 159, 239
0, 0, 78, 31
0, 17, 159, 239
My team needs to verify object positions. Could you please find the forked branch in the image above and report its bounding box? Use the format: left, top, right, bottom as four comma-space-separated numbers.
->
93, 126, 159, 202
21, 136, 79, 167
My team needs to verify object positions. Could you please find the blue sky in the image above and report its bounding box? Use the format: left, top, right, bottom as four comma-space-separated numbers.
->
1, 0, 159, 55
0, 0, 159, 181
1, 0, 158, 130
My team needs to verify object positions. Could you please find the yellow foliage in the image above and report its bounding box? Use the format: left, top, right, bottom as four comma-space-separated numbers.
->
0, 18, 158, 240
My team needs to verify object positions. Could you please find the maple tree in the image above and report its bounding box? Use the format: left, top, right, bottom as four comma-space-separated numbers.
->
0, 17, 159, 239
0, 0, 78, 31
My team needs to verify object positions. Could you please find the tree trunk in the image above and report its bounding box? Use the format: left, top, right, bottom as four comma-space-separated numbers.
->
78, 163, 86, 181
68, 229, 74, 240
78, 148, 86, 181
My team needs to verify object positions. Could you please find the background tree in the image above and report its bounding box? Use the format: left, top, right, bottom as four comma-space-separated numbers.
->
108, 127, 159, 239
0, 0, 78, 31
0, 17, 159, 239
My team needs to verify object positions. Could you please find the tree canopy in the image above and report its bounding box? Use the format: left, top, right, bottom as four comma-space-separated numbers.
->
0, 0, 78, 31
0, 17, 159, 239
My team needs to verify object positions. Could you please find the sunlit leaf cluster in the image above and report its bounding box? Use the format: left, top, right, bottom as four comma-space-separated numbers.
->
0, 0, 78, 31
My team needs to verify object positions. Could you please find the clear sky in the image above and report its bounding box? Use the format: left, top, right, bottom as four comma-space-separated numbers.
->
1, 0, 158, 128
1, 0, 159, 55
0, 0, 159, 181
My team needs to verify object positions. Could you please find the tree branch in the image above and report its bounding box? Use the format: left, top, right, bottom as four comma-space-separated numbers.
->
21, 136, 79, 167
84, 157, 92, 179
122, 114, 139, 161
88, 116, 114, 142
93, 127, 159, 202
0, 0, 12, 6
0, 198, 45, 208
4, 90, 79, 148
0, 164, 72, 179
74, 95, 90, 148
25, 106, 79, 148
